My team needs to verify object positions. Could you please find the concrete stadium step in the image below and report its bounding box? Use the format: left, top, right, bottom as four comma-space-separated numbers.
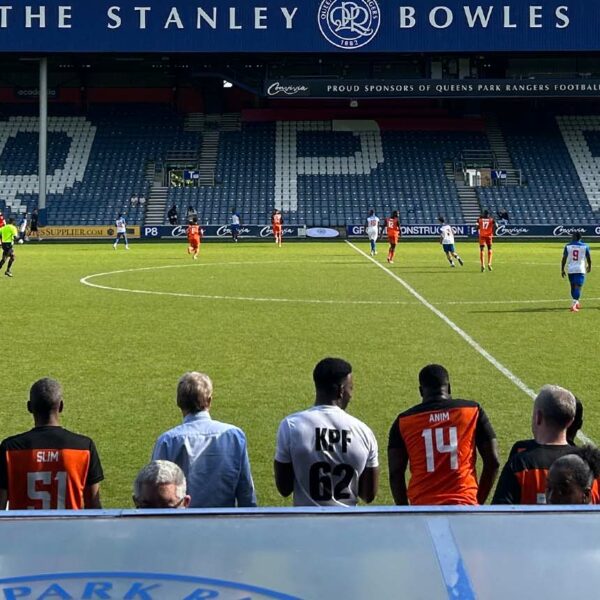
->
144, 185, 169, 226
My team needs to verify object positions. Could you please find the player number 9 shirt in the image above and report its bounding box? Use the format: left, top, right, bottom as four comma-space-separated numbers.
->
0, 426, 104, 509
388, 398, 496, 505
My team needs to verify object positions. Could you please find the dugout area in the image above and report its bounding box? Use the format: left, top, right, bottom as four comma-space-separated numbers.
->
0, 506, 598, 599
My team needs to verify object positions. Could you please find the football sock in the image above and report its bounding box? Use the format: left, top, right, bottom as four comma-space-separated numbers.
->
572, 286, 581, 301
370, 240, 375, 253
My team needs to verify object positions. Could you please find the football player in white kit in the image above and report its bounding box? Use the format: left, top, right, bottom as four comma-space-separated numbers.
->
365, 209, 380, 256
274, 357, 379, 507
113, 214, 129, 250
438, 217, 463, 267
561, 231, 591, 312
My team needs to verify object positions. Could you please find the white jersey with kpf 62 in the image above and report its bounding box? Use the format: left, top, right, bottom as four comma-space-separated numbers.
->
275, 405, 379, 507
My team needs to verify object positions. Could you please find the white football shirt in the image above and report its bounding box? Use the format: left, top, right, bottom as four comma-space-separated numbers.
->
440, 224, 455, 245
116, 217, 126, 233
564, 241, 590, 274
275, 404, 379, 507
366, 215, 380, 229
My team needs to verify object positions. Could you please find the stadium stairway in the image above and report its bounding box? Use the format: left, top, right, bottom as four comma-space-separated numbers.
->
198, 131, 219, 186
144, 185, 169, 225
455, 180, 481, 224
485, 115, 520, 185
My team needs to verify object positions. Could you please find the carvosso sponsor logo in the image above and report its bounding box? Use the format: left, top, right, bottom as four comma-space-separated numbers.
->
496, 225, 530, 236
318, 0, 380, 49
170, 225, 188, 238
259, 226, 295, 237
217, 225, 251, 237
553, 225, 586, 237
267, 82, 309, 96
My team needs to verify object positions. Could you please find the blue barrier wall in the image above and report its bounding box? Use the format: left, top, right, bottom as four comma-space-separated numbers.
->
347, 223, 600, 238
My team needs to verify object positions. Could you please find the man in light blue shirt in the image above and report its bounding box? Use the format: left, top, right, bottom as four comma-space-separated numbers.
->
151, 372, 256, 508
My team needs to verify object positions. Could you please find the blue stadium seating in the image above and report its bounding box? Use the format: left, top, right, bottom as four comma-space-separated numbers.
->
479, 115, 597, 224
167, 122, 489, 226
0, 105, 198, 225
1, 105, 598, 227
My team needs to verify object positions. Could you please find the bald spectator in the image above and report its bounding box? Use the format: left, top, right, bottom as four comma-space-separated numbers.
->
493, 385, 577, 504
546, 446, 600, 505
151, 372, 256, 508
133, 460, 191, 509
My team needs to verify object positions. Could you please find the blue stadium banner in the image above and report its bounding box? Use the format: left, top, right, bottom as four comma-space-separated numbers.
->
347, 224, 600, 238
142, 224, 305, 239
1, 1, 600, 53
265, 79, 600, 99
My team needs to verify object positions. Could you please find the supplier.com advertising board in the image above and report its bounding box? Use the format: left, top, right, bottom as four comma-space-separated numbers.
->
39, 225, 140, 239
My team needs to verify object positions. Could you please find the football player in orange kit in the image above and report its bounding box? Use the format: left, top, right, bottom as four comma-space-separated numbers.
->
385, 210, 401, 264
271, 209, 283, 247
477, 210, 495, 272
187, 217, 202, 260
388, 364, 499, 505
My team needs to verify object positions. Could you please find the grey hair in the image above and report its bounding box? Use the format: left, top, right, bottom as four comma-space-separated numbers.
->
177, 371, 213, 413
133, 460, 187, 500
535, 385, 576, 429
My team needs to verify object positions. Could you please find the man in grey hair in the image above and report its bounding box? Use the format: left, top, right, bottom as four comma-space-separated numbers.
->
133, 460, 191, 509
151, 372, 256, 508
493, 385, 577, 504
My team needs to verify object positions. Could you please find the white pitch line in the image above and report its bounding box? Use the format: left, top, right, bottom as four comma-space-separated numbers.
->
81, 261, 600, 308
346, 241, 594, 446
80, 264, 411, 306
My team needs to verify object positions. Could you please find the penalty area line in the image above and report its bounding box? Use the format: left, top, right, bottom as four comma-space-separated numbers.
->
345, 241, 594, 446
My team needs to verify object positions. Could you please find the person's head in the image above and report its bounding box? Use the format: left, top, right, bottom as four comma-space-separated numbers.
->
482, 209, 489, 218
532, 385, 576, 441
419, 364, 451, 400
313, 357, 353, 409
8, 218, 14, 225
176, 371, 213, 415
28, 378, 64, 422
192, 216, 198, 224
546, 446, 600, 505
392, 210, 399, 219
231, 207, 236, 214
133, 460, 191, 509
369, 209, 374, 216
566, 397, 584, 445
438, 216, 445, 224
572, 231, 582, 242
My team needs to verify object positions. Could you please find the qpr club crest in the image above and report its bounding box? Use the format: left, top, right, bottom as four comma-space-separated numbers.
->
318, 0, 380, 49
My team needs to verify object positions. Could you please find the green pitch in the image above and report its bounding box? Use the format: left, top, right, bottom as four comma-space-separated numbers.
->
2, 239, 598, 507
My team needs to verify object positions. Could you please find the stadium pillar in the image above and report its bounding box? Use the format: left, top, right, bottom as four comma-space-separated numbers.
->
38, 57, 48, 226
